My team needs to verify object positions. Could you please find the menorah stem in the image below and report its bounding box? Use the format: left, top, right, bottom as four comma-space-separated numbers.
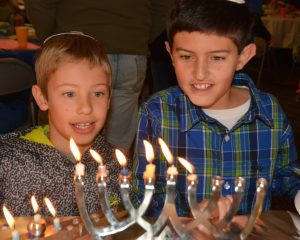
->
75, 176, 103, 240
120, 176, 154, 231
203, 176, 223, 218
76, 174, 138, 238
98, 178, 120, 225
217, 177, 245, 230
187, 180, 218, 235
239, 178, 267, 240
138, 175, 192, 239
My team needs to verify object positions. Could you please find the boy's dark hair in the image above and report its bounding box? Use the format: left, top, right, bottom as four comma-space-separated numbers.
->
166, 0, 255, 53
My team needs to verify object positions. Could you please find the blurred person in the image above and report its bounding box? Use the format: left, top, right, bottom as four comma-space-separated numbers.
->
0, 0, 13, 22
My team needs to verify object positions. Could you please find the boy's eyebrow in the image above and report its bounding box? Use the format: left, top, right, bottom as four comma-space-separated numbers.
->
175, 47, 231, 54
55, 83, 110, 88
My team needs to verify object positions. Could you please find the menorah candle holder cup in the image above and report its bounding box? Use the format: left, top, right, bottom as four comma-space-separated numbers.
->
27, 218, 47, 238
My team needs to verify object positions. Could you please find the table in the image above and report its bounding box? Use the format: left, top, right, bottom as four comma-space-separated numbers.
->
0, 39, 40, 68
262, 15, 300, 48
0, 211, 299, 239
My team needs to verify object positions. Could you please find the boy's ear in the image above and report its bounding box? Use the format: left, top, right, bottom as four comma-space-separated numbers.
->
236, 43, 256, 71
32, 85, 49, 111
165, 41, 173, 60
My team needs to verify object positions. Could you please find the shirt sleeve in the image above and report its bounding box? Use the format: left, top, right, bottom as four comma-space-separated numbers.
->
272, 119, 300, 198
24, 0, 60, 41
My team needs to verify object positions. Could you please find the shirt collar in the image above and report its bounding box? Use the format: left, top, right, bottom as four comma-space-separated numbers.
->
177, 73, 273, 132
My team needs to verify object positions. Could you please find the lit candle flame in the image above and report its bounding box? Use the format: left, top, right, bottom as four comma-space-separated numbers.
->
158, 137, 174, 165
90, 149, 103, 165
178, 157, 194, 174
3, 206, 15, 229
70, 138, 81, 161
31, 195, 39, 214
44, 197, 56, 217
143, 140, 154, 163
115, 149, 127, 167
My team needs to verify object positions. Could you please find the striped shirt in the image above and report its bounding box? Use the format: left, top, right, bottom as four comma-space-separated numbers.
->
132, 73, 299, 217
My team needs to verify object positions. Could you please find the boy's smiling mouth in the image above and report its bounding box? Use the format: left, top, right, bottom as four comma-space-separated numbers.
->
72, 122, 95, 132
193, 83, 212, 90
74, 123, 92, 129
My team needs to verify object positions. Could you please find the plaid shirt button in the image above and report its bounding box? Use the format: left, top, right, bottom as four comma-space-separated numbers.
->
224, 182, 231, 190
224, 135, 230, 142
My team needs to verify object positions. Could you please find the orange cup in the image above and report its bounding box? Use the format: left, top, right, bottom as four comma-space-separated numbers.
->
15, 26, 28, 49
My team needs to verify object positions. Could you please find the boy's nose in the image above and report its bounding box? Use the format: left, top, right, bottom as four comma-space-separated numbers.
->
78, 97, 93, 114
194, 59, 208, 80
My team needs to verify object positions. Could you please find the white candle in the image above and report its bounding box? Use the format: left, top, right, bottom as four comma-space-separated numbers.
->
3, 206, 20, 240
12, 229, 20, 240
53, 217, 61, 230
98, 164, 108, 178
143, 140, 156, 181
90, 149, 108, 178
70, 138, 85, 177
167, 165, 178, 176
44, 197, 61, 231
158, 138, 178, 177
143, 163, 156, 180
187, 173, 198, 183
75, 162, 85, 177
115, 149, 129, 176
178, 157, 198, 184
33, 213, 41, 224
31, 196, 41, 224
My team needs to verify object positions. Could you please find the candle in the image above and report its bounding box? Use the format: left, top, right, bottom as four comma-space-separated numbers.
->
166, 165, 179, 176
75, 162, 85, 177
44, 197, 61, 231
70, 138, 85, 177
12, 229, 20, 240
178, 157, 198, 184
158, 138, 178, 177
90, 149, 108, 178
3, 206, 20, 240
143, 140, 156, 181
31, 195, 41, 224
144, 164, 156, 180
115, 149, 129, 176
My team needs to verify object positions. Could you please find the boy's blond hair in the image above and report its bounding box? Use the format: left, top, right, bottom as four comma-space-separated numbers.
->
35, 32, 111, 98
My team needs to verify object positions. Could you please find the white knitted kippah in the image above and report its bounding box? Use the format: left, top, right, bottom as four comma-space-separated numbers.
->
227, 0, 245, 4
43, 31, 96, 44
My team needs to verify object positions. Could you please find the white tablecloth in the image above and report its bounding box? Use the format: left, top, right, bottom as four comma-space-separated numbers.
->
262, 16, 300, 48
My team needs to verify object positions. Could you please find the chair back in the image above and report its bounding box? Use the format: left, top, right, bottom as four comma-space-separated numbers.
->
0, 58, 37, 126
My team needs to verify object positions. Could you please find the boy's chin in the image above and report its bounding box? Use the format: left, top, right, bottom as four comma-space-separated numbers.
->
71, 135, 97, 148
189, 97, 213, 109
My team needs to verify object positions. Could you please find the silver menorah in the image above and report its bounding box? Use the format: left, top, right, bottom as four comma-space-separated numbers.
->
74, 171, 267, 240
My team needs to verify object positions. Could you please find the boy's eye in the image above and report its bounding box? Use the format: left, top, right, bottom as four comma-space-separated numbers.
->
93, 91, 105, 97
63, 92, 75, 97
179, 55, 192, 61
210, 56, 225, 61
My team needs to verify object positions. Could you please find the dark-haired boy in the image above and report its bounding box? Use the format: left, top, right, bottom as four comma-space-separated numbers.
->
133, 0, 300, 217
